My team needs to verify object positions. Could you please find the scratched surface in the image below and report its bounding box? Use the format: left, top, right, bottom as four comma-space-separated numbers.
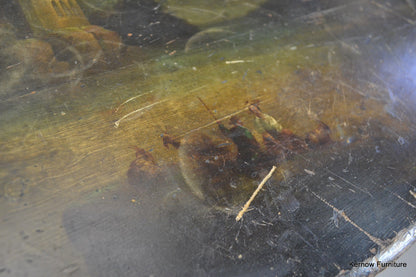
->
1, 1, 416, 276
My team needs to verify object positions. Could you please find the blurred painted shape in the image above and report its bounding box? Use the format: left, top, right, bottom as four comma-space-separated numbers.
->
155, 0, 267, 27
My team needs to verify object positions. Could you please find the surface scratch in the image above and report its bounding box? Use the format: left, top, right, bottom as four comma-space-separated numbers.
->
310, 190, 384, 247
176, 106, 250, 139
324, 168, 374, 198
381, 188, 416, 209
371, 1, 415, 25
114, 99, 167, 128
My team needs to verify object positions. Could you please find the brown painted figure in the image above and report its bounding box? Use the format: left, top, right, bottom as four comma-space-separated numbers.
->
127, 146, 161, 188
128, 102, 332, 208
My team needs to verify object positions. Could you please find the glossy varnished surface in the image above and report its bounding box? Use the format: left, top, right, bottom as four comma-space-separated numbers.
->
1, 1, 416, 276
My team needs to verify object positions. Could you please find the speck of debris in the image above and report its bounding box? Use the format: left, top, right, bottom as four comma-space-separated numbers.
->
20, 231, 29, 240
238, 254, 243, 259
304, 169, 315, 175
330, 209, 343, 228
346, 136, 355, 144
397, 136, 406, 145
62, 264, 79, 274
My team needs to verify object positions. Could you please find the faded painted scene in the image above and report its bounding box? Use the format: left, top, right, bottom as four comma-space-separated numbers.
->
1, 0, 416, 276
